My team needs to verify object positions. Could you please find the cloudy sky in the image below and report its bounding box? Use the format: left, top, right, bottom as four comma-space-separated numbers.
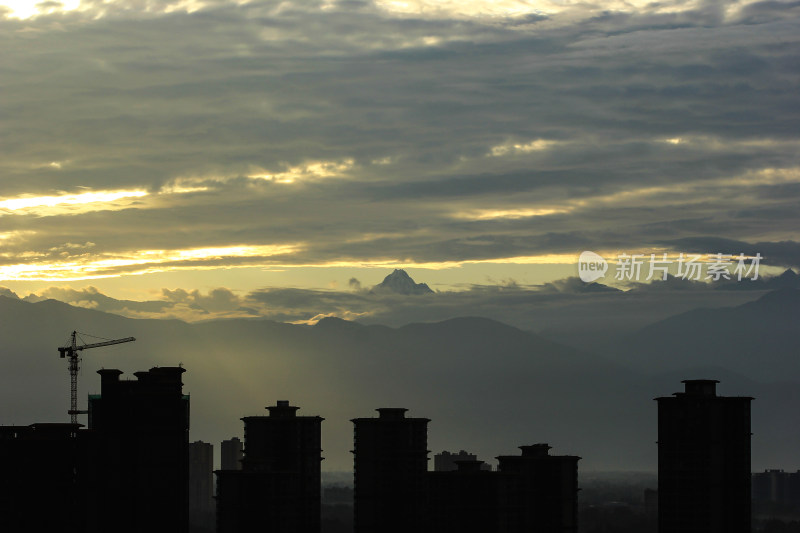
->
1, 0, 799, 322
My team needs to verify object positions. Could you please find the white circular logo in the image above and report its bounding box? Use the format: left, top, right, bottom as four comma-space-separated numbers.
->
578, 251, 608, 282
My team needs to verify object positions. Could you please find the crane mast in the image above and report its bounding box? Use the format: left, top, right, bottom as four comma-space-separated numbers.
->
58, 331, 135, 424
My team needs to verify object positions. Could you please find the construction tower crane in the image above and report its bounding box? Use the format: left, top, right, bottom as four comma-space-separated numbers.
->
58, 331, 135, 424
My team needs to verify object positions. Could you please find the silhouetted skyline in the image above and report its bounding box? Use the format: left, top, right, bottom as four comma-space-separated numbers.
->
7, 358, 800, 532
3, 290, 800, 473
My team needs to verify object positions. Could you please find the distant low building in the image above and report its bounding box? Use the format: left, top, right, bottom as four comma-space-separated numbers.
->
221, 437, 243, 471
644, 488, 658, 532
189, 441, 214, 531
323, 485, 354, 505
752, 469, 800, 504
434, 450, 491, 471
428, 445, 579, 533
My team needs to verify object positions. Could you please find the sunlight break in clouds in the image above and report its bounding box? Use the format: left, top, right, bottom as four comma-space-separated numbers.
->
375, 0, 551, 18
0, 0, 209, 19
0, 247, 577, 283
0, 244, 303, 281
248, 159, 356, 184
0, 186, 224, 217
453, 207, 572, 220
0, 231, 35, 243
656, 136, 800, 150
373, 0, 741, 19
489, 139, 564, 156
0, 0, 80, 19
0, 0, 767, 22
0, 190, 149, 216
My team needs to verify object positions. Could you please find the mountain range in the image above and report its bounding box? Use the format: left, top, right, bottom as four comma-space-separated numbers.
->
607, 288, 800, 380
0, 287, 799, 472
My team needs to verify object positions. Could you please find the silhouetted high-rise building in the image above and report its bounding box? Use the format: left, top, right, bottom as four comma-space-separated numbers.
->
86, 366, 190, 533
352, 408, 430, 533
0, 366, 190, 533
189, 440, 215, 531
427, 459, 498, 532
0, 423, 87, 533
495, 444, 580, 533
221, 437, 243, 471
656, 379, 752, 533
216, 400, 323, 533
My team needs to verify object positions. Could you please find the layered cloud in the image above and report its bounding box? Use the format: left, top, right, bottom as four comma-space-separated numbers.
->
13, 265, 798, 336
1, 0, 799, 282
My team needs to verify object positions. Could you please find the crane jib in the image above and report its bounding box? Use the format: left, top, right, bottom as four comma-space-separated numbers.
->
58, 337, 136, 357
57, 332, 136, 424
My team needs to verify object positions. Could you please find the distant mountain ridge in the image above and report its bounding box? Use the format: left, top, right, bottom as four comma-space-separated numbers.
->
2, 292, 800, 471
611, 288, 800, 380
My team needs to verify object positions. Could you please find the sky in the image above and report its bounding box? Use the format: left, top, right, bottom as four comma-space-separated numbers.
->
1, 0, 799, 323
